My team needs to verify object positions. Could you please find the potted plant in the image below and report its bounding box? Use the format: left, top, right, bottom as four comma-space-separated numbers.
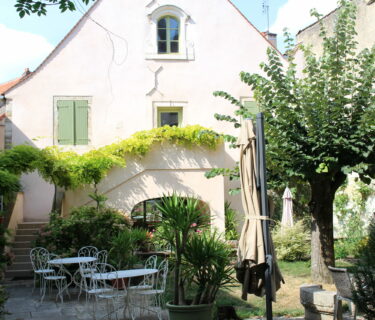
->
156, 193, 234, 320
109, 228, 147, 288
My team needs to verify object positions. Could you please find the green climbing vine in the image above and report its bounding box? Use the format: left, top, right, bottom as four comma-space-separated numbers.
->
0, 125, 221, 192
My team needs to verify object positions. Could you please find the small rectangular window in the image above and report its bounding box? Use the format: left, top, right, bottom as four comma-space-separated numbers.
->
157, 107, 182, 127
57, 99, 89, 145
243, 100, 260, 116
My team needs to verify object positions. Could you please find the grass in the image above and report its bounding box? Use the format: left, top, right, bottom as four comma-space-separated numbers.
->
165, 260, 343, 319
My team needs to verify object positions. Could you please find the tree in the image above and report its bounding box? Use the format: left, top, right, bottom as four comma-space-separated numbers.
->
15, 0, 94, 17
211, 0, 375, 282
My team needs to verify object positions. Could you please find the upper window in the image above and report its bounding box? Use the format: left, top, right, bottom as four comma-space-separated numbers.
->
56, 99, 89, 145
157, 16, 180, 54
146, 4, 194, 60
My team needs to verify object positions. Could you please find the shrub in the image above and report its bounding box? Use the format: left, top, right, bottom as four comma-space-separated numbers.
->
272, 220, 310, 261
108, 228, 148, 269
225, 202, 239, 241
35, 206, 131, 256
351, 219, 375, 319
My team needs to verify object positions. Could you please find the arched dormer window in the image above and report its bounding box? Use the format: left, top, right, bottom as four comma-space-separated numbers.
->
157, 16, 180, 54
146, 4, 194, 60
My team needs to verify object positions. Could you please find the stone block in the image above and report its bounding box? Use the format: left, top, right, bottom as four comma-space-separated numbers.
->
300, 284, 341, 320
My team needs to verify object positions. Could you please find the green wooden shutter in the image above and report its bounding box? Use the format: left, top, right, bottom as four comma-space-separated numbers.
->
244, 101, 260, 116
57, 100, 74, 145
74, 100, 89, 145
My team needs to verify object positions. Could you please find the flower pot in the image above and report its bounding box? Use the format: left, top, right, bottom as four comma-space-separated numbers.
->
166, 302, 213, 320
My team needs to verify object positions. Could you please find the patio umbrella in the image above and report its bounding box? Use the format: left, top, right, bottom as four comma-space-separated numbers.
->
281, 187, 294, 227
236, 118, 284, 307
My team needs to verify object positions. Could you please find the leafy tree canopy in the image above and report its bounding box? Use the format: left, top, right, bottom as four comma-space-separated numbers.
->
15, 0, 94, 17
211, 0, 374, 282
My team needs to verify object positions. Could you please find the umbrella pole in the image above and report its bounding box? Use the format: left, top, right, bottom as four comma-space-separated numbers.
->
256, 113, 273, 320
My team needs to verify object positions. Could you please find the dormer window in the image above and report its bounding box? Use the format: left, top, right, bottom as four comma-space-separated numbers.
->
157, 16, 180, 54
146, 4, 194, 60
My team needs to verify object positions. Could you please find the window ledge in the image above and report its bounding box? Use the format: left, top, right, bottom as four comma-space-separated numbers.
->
145, 53, 194, 61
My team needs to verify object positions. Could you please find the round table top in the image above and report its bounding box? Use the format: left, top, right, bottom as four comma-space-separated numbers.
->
48, 256, 97, 264
92, 268, 158, 280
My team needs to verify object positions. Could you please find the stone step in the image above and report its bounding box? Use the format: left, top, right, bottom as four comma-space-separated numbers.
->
7, 262, 32, 271
13, 241, 31, 249
14, 255, 30, 263
5, 269, 33, 279
17, 222, 46, 230
14, 234, 38, 242
12, 247, 31, 255
16, 228, 39, 236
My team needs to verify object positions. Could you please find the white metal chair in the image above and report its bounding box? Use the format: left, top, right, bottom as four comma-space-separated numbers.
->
77, 246, 99, 299
328, 266, 357, 320
88, 263, 128, 320
133, 259, 169, 320
41, 253, 70, 304
95, 250, 108, 270
129, 255, 158, 291
30, 247, 54, 294
78, 246, 99, 258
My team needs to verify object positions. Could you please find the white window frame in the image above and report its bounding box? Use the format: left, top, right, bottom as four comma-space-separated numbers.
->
146, 4, 194, 60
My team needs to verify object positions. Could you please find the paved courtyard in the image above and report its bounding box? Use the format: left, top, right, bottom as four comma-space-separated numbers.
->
3, 279, 168, 320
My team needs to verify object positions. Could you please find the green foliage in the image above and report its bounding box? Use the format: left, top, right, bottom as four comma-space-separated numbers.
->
15, 0, 94, 17
0, 145, 41, 175
0, 126, 221, 194
0, 284, 7, 318
212, 0, 374, 280
351, 219, 375, 319
155, 193, 211, 305
0, 170, 20, 195
213, 0, 375, 186
35, 206, 131, 256
334, 180, 373, 259
108, 228, 147, 269
272, 221, 311, 261
183, 231, 234, 304
224, 202, 239, 240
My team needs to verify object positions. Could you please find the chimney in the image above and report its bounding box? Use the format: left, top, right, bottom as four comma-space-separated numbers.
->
262, 31, 278, 49
22, 68, 31, 77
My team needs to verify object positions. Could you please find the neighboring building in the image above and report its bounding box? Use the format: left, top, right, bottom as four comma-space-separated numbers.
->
1, 0, 283, 230
0, 69, 31, 151
296, 0, 375, 56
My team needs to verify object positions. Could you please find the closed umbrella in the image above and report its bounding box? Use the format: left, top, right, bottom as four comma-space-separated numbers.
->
237, 118, 284, 309
281, 187, 294, 227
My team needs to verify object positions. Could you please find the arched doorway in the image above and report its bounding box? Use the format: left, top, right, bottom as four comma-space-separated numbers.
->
131, 197, 210, 231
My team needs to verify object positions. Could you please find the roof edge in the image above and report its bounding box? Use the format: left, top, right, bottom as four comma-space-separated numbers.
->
226, 0, 285, 58
3, 0, 103, 95
297, 6, 339, 36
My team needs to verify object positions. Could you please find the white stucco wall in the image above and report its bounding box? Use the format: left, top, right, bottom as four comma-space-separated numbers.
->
5, 0, 283, 223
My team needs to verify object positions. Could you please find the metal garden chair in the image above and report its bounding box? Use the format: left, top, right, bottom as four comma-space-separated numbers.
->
328, 266, 357, 320
30, 247, 54, 294
132, 259, 169, 320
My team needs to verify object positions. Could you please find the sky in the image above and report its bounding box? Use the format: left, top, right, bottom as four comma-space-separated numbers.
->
0, 0, 338, 83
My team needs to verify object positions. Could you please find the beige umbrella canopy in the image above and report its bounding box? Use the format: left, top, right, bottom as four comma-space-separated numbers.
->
237, 119, 283, 302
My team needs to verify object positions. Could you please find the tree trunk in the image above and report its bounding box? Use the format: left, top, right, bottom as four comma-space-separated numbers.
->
309, 173, 345, 283
52, 184, 65, 215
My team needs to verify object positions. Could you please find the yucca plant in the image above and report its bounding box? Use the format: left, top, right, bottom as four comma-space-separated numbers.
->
183, 231, 234, 304
156, 193, 234, 308
156, 193, 210, 305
